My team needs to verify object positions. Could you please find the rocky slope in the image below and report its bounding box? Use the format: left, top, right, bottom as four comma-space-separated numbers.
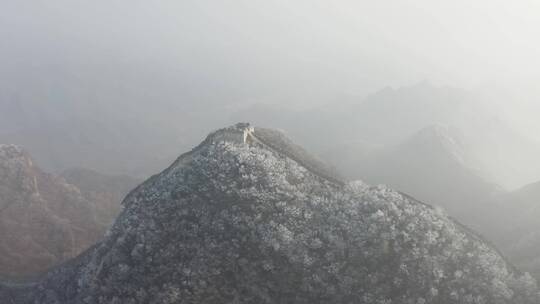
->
1, 124, 538, 303
0, 145, 134, 278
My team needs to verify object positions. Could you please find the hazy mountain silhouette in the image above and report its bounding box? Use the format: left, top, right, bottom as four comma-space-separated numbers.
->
232, 83, 540, 189
325, 125, 503, 229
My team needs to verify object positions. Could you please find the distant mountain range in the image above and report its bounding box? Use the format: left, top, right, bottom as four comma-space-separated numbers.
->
2, 83, 539, 188
231, 83, 540, 189
324, 125, 502, 228
1, 124, 537, 303
0, 95, 231, 178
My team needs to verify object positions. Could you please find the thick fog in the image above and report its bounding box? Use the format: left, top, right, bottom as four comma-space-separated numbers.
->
3, 1, 540, 102
1, 0, 540, 186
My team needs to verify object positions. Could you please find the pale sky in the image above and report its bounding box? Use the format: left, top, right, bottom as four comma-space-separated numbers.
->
1, 0, 540, 127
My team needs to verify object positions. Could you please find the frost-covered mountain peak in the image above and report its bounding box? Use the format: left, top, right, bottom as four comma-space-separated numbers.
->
1, 124, 538, 303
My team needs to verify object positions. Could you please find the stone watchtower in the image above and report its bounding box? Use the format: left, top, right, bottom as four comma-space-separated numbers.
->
236, 123, 255, 143
209, 123, 255, 144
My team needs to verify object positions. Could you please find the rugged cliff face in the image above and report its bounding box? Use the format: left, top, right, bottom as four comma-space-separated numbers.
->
0, 145, 135, 278
1, 125, 538, 303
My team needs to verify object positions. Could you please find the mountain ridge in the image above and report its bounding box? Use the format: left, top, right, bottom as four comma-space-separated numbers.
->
1, 124, 538, 303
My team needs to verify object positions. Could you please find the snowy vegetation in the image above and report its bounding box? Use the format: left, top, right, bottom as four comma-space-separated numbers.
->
1, 126, 538, 303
